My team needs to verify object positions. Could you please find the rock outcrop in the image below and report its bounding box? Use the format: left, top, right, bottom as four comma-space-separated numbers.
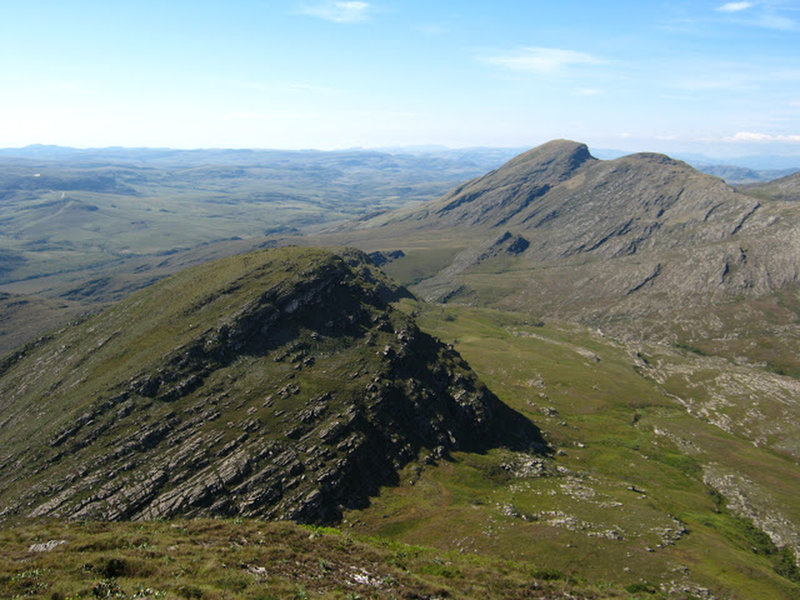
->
0, 247, 545, 523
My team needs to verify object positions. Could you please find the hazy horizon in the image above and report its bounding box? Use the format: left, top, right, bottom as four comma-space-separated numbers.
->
2, 1, 799, 158
3, 141, 800, 168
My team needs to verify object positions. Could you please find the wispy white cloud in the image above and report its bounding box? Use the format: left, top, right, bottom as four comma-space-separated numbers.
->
726, 131, 800, 142
300, 1, 371, 23
668, 2, 797, 32
714, 1, 798, 30
575, 88, 603, 96
717, 2, 755, 12
479, 47, 604, 75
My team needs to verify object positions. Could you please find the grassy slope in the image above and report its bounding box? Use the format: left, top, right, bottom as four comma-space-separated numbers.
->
340, 302, 800, 599
0, 519, 626, 600
0, 292, 89, 356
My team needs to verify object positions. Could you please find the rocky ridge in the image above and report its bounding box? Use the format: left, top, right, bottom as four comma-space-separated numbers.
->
343, 141, 800, 359
744, 170, 800, 202
0, 247, 545, 523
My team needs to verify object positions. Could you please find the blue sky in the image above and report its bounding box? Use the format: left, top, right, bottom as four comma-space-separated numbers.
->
1, 0, 799, 156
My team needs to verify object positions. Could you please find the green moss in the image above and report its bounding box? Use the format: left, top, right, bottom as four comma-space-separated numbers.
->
624, 581, 657, 594
774, 547, 800, 583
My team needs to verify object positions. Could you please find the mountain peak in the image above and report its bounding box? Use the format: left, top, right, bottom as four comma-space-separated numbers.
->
421, 140, 596, 228
616, 151, 690, 168
504, 139, 593, 171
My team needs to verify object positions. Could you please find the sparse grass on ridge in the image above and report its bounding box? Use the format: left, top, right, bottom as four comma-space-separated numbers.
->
0, 519, 624, 600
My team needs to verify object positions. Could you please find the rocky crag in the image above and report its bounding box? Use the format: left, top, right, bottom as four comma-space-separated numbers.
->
401, 140, 781, 302
0, 247, 545, 523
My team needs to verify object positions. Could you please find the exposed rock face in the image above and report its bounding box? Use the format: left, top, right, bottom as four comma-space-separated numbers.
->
380, 141, 800, 345
401, 140, 596, 228
704, 465, 800, 558
367, 249, 406, 266
0, 247, 545, 523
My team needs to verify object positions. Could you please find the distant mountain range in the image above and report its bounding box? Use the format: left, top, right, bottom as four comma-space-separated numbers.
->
2, 143, 798, 180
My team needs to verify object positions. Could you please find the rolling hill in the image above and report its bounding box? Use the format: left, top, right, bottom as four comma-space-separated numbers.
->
0, 147, 516, 290
0, 147, 521, 356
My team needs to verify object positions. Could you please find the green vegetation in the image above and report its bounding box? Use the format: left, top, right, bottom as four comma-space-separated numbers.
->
0, 519, 624, 599
4, 261, 800, 597
337, 303, 800, 599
